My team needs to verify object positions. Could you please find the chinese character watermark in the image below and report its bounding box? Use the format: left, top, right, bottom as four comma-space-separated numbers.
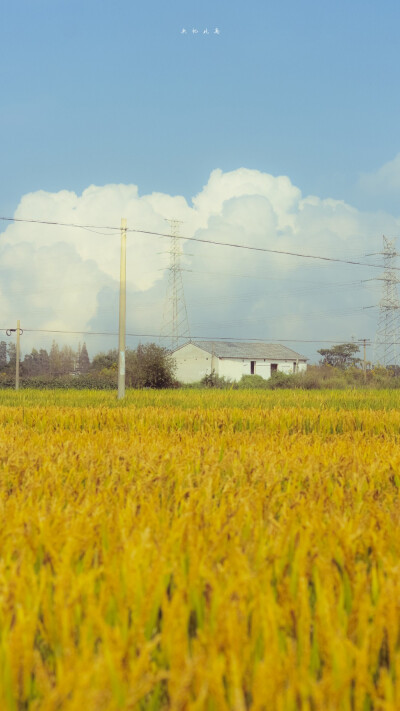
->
180, 27, 221, 36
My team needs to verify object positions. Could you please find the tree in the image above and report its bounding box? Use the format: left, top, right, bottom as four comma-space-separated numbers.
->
7, 342, 16, 370
126, 344, 176, 388
0, 341, 7, 371
49, 341, 62, 375
38, 349, 50, 374
22, 348, 50, 376
77, 342, 90, 374
91, 349, 118, 372
317, 343, 361, 370
22, 348, 39, 376
49, 343, 76, 375
60, 345, 75, 375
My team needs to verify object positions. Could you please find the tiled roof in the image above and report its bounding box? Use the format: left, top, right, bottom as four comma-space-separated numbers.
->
175, 340, 307, 361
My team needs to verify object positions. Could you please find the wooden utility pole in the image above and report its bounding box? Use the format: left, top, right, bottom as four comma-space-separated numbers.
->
118, 218, 127, 400
358, 338, 370, 382
6, 322, 22, 390
16, 320, 20, 391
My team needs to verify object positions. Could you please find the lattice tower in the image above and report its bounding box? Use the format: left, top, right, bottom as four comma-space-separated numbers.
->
160, 219, 190, 351
375, 236, 400, 366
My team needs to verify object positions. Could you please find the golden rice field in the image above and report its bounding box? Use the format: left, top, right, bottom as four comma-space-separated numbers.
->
1, 389, 400, 711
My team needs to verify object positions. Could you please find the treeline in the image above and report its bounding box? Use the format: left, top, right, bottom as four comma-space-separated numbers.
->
0, 342, 176, 389
198, 366, 400, 390
192, 343, 400, 390
0, 341, 91, 377
2, 339, 400, 390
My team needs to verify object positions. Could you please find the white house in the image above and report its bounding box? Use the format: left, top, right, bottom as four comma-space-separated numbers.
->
172, 341, 307, 384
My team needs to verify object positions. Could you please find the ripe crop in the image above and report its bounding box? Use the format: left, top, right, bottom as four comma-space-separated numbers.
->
0, 390, 399, 710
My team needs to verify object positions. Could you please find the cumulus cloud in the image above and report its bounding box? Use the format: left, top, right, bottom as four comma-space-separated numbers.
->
359, 153, 400, 194
1, 167, 399, 360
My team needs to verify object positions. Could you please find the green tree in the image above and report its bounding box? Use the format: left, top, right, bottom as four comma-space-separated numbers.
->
0, 341, 7, 371
317, 343, 361, 370
77, 342, 90, 374
60, 345, 75, 375
38, 349, 50, 374
22, 348, 40, 376
22, 347, 50, 376
91, 349, 117, 372
49, 341, 62, 375
126, 344, 176, 388
7, 342, 16, 370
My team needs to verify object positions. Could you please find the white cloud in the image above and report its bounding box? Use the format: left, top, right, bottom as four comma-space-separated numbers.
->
1, 168, 399, 361
358, 153, 400, 197
192, 168, 301, 232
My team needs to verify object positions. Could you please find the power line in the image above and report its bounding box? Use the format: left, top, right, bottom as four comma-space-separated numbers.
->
0, 215, 395, 271
0, 216, 121, 232
191, 305, 376, 331
186, 282, 374, 305
0, 326, 391, 345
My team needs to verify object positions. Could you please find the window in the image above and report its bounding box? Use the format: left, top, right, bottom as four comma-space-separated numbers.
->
250, 360, 256, 374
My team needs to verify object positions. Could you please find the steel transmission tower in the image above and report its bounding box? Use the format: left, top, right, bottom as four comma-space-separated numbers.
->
160, 219, 190, 351
375, 236, 400, 366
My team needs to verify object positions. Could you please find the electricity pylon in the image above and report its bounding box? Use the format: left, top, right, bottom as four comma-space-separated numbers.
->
375, 236, 400, 366
160, 219, 190, 351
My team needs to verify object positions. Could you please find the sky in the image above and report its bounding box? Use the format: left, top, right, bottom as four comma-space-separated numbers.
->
2, 0, 400, 364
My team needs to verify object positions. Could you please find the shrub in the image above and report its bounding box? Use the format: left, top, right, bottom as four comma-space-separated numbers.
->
126, 344, 176, 388
200, 372, 233, 389
266, 371, 294, 389
0, 372, 117, 390
237, 375, 269, 389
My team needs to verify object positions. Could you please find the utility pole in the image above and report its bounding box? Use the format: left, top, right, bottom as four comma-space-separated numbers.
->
16, 320, 20, 390
6, 321, 23, 391
358, 338, 371, 382
118, 218, 127, 400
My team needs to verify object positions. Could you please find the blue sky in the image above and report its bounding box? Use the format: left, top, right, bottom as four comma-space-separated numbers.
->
2, 0, 400, 213
2, 0, 400, 363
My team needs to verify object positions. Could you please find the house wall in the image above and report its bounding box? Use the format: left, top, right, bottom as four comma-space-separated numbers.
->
218, 359, 268, 380
173, 343, 215, 383
173, 346, 307, 384
220, 359, 307, 381
218, 359, 244, 381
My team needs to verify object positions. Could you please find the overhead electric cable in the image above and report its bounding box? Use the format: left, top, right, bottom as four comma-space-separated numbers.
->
0, 215, 395, 271
0, 327, 387, 345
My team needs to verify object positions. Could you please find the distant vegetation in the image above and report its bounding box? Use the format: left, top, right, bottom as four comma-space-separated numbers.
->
1, 339, 399, 389
0, 341, 176, 389
193, 342, 400, 390
195, 366, 400, 390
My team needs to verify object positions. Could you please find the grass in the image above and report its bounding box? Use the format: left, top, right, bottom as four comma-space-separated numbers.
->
3, 387, 400, 409
0, 390, 399, 709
